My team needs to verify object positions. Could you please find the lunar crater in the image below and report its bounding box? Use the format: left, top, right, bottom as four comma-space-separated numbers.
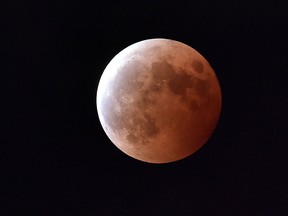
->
192, 60, 204, 73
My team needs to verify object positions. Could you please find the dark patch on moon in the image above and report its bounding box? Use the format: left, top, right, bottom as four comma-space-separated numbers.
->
149, 82, 162, 93
168, 73, 194, 96
126, 133, 139, 144
126, 112, 160, 145
139, 59, 208, 113
189, 100, 200, 110
192, 60, 204, 73
136, 90, 157, 110
142, 113, 159, 137
151, 61, 174, 81
150, 60, 196, 98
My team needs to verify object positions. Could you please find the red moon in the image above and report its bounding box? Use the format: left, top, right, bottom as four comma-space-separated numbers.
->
97, 38, 222, 163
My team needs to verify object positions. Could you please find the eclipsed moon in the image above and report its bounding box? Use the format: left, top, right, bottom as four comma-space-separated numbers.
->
97, 38, 222, 163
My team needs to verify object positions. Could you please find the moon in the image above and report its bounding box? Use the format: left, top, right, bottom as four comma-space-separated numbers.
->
97, 38, 222, 163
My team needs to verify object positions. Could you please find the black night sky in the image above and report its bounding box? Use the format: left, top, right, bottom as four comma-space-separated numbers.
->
1, 0, 287, 215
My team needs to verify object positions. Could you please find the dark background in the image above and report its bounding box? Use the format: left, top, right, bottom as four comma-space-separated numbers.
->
1, 0, 287, 215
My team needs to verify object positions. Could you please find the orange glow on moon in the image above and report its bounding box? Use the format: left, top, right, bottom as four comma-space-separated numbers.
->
97, 38, 222, 163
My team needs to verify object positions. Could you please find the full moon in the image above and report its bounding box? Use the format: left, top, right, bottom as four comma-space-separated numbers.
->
97, 38, 222, 163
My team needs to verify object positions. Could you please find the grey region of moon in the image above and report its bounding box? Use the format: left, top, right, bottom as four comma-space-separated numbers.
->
97, 38, 222, 163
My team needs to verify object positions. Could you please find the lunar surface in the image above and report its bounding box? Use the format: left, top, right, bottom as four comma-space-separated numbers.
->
97, 38, 222, 163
